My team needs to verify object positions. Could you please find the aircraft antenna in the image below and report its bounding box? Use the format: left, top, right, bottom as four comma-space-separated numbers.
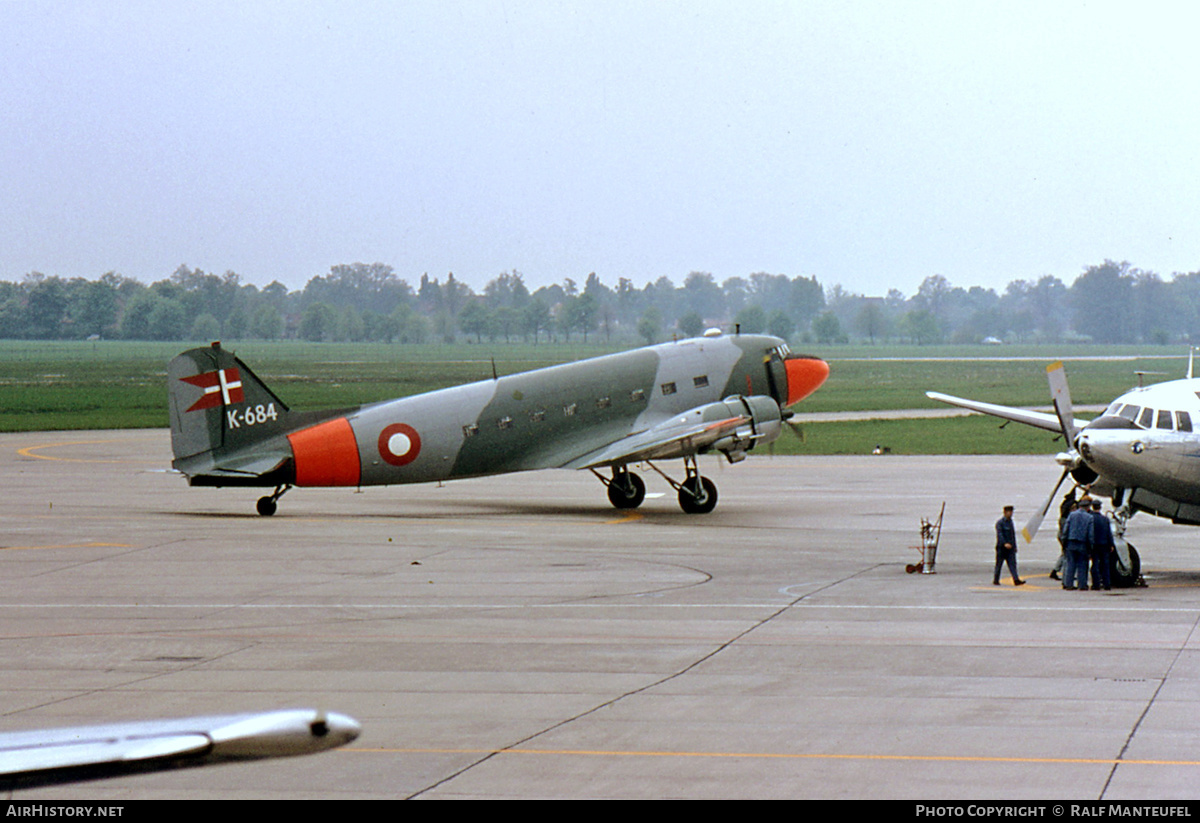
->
491, 357, 498, 381
1189, 347, 1195, 380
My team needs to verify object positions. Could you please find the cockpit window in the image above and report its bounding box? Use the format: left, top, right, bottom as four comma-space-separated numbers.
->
1118, 404, 1139, 421
1138, 407, 1155, 429
1105, 402, 1123, 416
1156, 410, 1173, 430
1178, 411, 1193, 432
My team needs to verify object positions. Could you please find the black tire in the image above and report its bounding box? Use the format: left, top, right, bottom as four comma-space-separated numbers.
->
678, 476, 718, 514
1111, 542, 1140, 588
607, 471, 646, 510
256, 496, 277, 517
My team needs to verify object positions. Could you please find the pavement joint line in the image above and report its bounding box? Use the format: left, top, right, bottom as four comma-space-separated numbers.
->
347, 747, 1200, 767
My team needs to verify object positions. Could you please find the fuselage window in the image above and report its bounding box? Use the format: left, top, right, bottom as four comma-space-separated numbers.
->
530, 409, 546, 422
630, 388, 645, 402
661, 382, 677, 396
1156, 410, 1173, 430
693, 375, 709, 388
462, 423, 479, 438
563, 403, 577, 416
497, 416, 513, 430
1138, 407, 1155, 429
596, 397, 611, 409
1178, 411, 1194, 432
1118, 405, 1139, 421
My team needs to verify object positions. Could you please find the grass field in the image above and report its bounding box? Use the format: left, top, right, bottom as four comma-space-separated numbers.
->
0, 338, 1188, 453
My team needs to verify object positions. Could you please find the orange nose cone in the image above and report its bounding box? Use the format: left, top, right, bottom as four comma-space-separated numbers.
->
784, 356, 829, 405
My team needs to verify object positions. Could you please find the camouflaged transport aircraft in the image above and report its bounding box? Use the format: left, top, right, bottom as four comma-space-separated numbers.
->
168, 331, 829, 516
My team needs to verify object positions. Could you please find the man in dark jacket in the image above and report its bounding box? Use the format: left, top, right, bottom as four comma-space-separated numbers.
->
1089, 499, 1114, 591
994, 505, 1024, 586
1063, 496, 1095, 591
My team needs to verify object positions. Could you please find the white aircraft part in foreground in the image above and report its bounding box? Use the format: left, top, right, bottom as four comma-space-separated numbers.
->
0, 708, 360, 791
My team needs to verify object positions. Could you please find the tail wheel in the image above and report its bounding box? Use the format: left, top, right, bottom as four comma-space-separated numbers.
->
678, 476, 718, 514
256, 496, 278, 516
607, 471, 646, 510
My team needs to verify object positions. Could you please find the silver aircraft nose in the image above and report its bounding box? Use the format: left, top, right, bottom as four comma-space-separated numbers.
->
1078, 428, 1155, 489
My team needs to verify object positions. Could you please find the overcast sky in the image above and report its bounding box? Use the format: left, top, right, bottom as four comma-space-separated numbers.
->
4, 1, 1199, 297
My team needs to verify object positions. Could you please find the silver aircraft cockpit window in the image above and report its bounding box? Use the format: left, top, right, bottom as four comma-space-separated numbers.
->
1156, 410, 1174, 430
1138, 407, 1155, 429
1117, 404, 1139, 421
1177, 411, 1193, 432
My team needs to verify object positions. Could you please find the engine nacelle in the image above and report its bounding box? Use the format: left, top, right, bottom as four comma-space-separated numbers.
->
709, 395, 783, 462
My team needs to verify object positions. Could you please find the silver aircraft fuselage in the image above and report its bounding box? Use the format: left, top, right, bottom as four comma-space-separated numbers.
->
1080, 379, 1200, 523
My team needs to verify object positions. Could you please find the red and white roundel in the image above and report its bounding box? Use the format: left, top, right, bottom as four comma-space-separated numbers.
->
378, 423, 422, 466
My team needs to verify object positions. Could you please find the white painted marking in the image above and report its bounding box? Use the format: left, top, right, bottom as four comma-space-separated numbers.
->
387, 432, 412, 457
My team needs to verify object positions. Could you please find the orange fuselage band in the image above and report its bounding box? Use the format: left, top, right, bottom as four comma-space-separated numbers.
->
287, 417, 362, 486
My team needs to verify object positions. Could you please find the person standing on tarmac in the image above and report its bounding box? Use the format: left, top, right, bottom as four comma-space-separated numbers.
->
1063, 496, 1095, 591
994, 505, 1025, 586
1089, 499, 1114, 591
1050, 489, 1077, 581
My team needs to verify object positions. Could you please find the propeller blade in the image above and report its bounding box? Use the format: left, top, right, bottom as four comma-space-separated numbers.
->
1021, 468, 1069, 543
1046, 361, 1078, 443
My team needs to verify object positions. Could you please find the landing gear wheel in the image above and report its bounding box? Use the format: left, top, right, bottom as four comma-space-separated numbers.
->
678, 476, 718, 514
1111, 543, 1141, 588
607, 471, 646, 510
256, 496, 278, 517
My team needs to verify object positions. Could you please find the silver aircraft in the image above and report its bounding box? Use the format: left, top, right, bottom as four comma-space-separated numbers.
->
928, 357, 1200, 586
0, 708, 360, 790
169, 332, 829, 516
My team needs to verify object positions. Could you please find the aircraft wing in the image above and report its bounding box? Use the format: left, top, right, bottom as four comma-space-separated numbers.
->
925, 391, 1089, 434
0, 708, 359, 791
564, 413, 751, 470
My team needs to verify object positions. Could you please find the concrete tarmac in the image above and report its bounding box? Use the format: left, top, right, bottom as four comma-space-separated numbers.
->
4, 430, 1200, 799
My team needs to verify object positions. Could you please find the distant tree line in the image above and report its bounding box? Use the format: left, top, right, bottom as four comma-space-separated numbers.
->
0, 259, 1194, 345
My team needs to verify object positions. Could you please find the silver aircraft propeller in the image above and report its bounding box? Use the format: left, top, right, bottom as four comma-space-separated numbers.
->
1022, 361, 1090, 542
1022, 467, 1070, 543
1047, 361, 1079, 444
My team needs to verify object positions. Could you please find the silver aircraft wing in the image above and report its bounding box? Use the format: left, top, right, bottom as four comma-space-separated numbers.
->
925, 391, 1089, 434
0, 708, 360, 790
564, 413, 750, 470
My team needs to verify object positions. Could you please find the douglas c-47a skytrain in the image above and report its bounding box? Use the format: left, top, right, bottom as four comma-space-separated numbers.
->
168, 332, 829, 516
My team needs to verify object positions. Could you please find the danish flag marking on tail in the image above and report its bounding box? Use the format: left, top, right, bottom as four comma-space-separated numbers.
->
181, 368, 245, 412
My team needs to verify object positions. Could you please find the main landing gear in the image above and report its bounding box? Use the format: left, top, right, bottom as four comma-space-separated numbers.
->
256, 484, 291, 516
593, 457, 718, 514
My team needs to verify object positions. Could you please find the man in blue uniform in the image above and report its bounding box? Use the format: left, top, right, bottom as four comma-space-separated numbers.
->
994, 505, 1025, 586
1089, 499, 1114, 591
1063, 495, 1095, 591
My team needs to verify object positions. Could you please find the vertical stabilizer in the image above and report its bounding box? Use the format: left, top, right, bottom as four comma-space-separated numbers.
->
168, 343, 292, 463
